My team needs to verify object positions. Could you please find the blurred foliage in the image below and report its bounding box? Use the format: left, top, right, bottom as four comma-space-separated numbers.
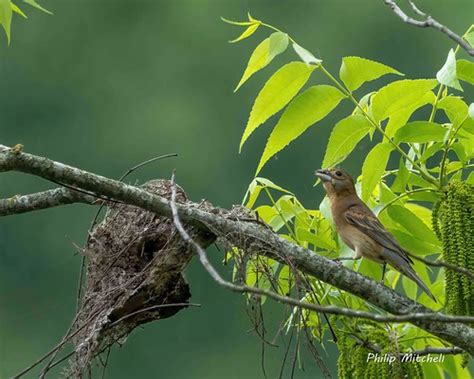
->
1, 1, 473, 378
228, 14, 473, 378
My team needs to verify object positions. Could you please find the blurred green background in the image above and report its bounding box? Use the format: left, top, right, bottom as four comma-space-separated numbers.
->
0, 0, 472, 378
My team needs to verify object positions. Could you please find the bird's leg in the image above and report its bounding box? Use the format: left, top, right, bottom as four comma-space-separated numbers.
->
381, 263, 387, 284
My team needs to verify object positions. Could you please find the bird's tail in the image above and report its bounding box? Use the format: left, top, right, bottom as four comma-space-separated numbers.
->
402, 264, 437, 303
383, 249, 437, 302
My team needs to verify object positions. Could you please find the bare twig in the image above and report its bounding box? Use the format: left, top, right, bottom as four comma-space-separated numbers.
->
108, 303, 201, 327
383, 0, 474, 56
409, 254, 474, 280
0, 187, 94, 216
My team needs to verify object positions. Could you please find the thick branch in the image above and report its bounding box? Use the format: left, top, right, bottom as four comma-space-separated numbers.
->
0, 188, 95, 216
384, 0, 474, 56
1, 145, 473, 353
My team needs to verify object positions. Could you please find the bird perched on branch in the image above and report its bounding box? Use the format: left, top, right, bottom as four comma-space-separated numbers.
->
315, 168, 436, 302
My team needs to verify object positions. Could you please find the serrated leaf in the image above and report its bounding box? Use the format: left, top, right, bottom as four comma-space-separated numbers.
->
361, 143, 392, 201
0, 0, 12, 44
234, 32, 288, 91
256, 85, 345, 174
394, 121, 447, 143
229, 23, 259, 43
240, 62, 315, 151
322, 114, 371, 168
456, 59, 474, 85
339, 56, 403, 92
292, 42, 322, 65
437, 96, 474, 132
11, 2, 26, 18
23, 0, 52, 14
371, 79, 438, 122
385, 91, 436, 138
436, 49, 462, 91
387, 205, 439, 246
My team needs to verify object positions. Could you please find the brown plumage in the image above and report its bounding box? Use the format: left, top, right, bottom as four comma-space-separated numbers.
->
315, 168, 436, 302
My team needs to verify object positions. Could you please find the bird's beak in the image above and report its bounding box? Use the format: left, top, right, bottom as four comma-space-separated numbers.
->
315, 169, 332, 182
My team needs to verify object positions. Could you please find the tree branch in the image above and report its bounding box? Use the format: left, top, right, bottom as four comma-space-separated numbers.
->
169, 174, 473, 324
383, 0, 474, 56
1, 145, 473, 353
0, 187, 95, 216
351, 334, 464, 357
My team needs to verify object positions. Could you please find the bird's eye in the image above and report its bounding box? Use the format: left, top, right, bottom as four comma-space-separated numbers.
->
335, 171, 343, 177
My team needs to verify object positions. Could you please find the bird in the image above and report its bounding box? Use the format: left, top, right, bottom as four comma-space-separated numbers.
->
315, 167, 436, 302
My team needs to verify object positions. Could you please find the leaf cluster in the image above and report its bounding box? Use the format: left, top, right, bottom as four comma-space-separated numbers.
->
226, 15, 474, 378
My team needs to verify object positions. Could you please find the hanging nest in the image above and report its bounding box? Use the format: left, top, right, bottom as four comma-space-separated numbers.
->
67, 179, 215, 377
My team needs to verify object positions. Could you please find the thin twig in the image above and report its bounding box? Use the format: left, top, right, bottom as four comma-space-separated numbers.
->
409, 254, 474, 280
383, 0, 474, 56
108, 303, 201, 327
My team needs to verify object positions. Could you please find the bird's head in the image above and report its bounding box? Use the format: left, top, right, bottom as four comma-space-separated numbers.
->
315, 168, 356, 197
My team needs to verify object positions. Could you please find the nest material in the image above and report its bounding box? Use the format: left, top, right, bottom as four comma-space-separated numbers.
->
69, 180, 215, 377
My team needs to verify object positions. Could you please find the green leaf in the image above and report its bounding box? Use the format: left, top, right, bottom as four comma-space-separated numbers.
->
240, 62, 316, 152
436, 49, 462, 91
322, 114, 371, 168
419, 142, 443, 163
387, 205, 439, 246
256, 85, 345, 174
391, 158, 409, 192
465, 30, 474, 46
385, 91, 436, 138
234, 32, 289, 91
339, 56, 403, 92
11, 2, 27, 18
221, 16, 255, 26
371, 79, 438, 122
469, 103, 474, 119
361, 143, 392, 201
352, 91, 374, 116
0, 0, 12, 44
456, 59, 474, 85
23, 0, 52, 14
292, 42, 322, 65
394, 121, 447, 143
229, 23, 259, 43
438, 96, 474, 132
390, 229, 440, 256
402, 275, 417, 299
243, 177, 293, 208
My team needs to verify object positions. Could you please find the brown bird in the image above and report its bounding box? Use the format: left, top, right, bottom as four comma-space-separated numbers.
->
315, 168, 436, 302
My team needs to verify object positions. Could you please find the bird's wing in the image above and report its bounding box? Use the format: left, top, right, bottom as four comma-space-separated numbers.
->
344, 204, 413, 264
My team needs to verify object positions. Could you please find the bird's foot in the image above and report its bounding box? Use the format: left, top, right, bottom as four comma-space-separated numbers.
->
332, 258, 344, 267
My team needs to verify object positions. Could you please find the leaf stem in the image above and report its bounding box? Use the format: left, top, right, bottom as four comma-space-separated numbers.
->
439, 114, 469, 187
263, 187, 297, 240
378, 188, 441, 214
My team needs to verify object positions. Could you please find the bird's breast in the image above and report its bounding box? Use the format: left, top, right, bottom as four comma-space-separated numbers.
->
337, 223, 384, 263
